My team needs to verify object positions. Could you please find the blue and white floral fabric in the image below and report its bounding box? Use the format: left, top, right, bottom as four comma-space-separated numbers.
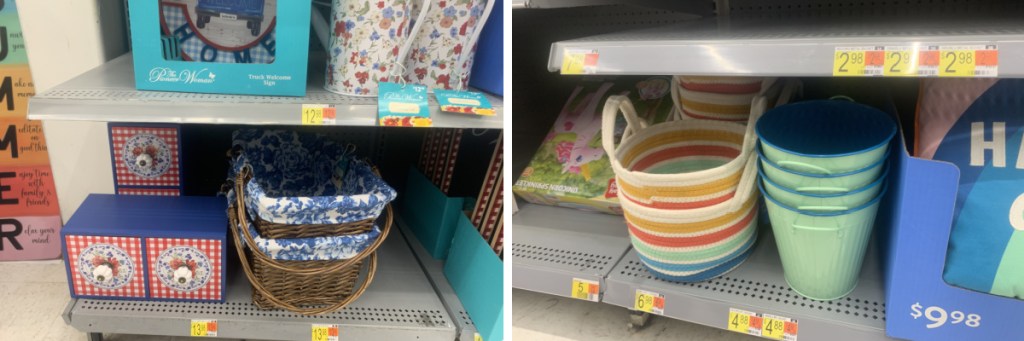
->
229, 129, 397, 225
234, 207, 381, 261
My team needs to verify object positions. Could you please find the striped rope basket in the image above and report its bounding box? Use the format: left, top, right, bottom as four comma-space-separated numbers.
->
671, 76, 777, 121
602, 79, 798, 282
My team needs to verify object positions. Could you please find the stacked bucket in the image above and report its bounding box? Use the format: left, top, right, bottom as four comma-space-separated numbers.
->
601, 90, 772, 282
755, 100, 896, 300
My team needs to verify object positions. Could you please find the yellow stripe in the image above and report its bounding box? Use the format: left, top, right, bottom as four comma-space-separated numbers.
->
620, 130, 743, 166
680, 96, 751, 115
625, 196, 758, 234
618, 170, 741, 200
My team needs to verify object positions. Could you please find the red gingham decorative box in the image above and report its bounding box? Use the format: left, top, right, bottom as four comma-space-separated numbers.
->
108, 124, 182, 195
62, 194, 227, 302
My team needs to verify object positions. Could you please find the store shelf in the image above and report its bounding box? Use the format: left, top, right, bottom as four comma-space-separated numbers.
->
396, 216, 479, 341
547, 14, 1024, 77
28, 54, 503, 129
509, 203, 631, 299
512, 0, 714, 14
61, 234, 458, 341
603, 229, 893, 341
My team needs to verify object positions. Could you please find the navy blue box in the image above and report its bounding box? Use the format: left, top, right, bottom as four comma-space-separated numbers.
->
61, 194, 227, 302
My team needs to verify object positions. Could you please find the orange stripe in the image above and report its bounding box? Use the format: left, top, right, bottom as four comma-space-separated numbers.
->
628, 207, 756, 247
633, 145, 740, 172
618, 170, 742, 201
680, 81, 762, 94
623, 195, 757, 234
679, 96, 751, 115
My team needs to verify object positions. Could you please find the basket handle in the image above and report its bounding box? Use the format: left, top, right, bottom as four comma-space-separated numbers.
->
228, 208, 379, 315
601, 95, 646, 163
729, 152, 760, 211
232, 167, 392, 275
776, 160, 833, 175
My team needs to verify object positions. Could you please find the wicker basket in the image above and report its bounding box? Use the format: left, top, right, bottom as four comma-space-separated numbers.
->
235, 165, 378, 239
228, 170, 392, 315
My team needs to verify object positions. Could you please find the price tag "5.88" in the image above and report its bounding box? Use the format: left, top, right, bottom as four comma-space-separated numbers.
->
571, 278, 599, 302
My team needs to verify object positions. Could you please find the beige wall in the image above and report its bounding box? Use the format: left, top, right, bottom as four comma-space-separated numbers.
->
19, 0, 128, 222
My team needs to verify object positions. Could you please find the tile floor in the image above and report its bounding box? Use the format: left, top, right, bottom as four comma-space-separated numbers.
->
512, 289, 759, 341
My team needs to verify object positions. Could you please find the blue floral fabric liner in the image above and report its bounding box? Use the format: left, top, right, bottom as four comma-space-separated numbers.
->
234, 205, 381, 261
229, 129, 397, 225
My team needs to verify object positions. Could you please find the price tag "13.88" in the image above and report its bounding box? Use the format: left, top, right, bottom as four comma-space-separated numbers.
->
190, 319, 217, 337
312, 324, 339, 341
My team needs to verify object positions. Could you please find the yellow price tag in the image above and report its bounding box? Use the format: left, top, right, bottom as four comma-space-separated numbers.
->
312, 324, 339, 341
301, 104, 336, 125
727, 310, 752, 334
762, 317, 786, 340
939, 49, 976, 77
474, 332, 483, 341
833, 47, 883, 77
727, 308, 762, 337
190, 319, 217, 337
561, 49, 598, 75
570, 278, 598, 302
634, 289, 665, 315
302, 105, 324, 125
883, 47, 916, 77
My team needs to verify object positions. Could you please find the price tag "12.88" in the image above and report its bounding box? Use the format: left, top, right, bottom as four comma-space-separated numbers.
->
301, 104, 337, 125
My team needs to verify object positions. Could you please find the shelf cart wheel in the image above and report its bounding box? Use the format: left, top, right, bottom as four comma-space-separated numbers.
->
251, 24, 260, 37
87, 332, 103, 341
197, 15, 208, 28
246, 20, 253, 29
628, 310, 651, 331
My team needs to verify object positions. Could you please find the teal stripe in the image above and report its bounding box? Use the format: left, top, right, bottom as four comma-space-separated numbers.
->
991, 230, 1024, 299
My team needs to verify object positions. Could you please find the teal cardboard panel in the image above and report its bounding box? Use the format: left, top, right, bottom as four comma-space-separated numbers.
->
444, 215, 503, 341
401, 168, 464, 259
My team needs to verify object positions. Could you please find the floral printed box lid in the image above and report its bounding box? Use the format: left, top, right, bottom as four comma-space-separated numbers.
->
61, 194, 228, 301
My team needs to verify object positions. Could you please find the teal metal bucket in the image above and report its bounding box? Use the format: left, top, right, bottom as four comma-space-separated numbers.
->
759, 166, 887, 208
758, 145, 887, 193
755, 100, 896, 175
760, 181, 886, 300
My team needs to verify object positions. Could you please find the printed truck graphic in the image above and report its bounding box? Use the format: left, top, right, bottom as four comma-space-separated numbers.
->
195, 0, 266, 36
